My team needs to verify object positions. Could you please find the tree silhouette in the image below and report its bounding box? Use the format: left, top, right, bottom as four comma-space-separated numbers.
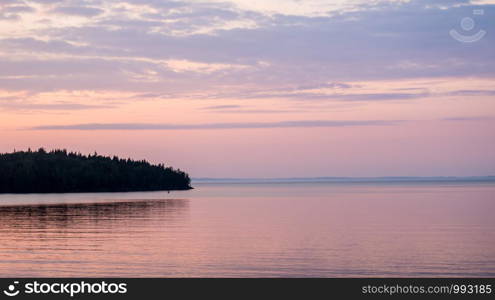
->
0, 149, 192, 193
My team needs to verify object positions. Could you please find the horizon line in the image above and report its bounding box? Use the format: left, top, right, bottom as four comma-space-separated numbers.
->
192, 176, 495, 182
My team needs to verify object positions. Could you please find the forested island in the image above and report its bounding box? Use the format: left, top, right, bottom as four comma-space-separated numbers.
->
0, 149, 192, 193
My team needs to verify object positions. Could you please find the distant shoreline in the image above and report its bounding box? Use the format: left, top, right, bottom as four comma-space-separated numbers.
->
193, 176, 495, 184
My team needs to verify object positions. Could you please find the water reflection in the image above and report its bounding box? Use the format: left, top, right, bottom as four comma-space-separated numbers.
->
0, 199, 190, 277
0, 199, 189, 228
0, 183, 494, 277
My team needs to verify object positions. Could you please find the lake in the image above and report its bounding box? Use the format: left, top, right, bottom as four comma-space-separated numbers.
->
0, 181, 494, 277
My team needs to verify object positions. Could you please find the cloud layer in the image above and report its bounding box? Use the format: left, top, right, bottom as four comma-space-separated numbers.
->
29, 120, 404, 130
0, 0, 494, 99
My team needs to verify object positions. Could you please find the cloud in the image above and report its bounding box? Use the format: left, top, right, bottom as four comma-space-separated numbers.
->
199, 86, 431, 101
294, 82, 354, 91
29, 120, 405, 130
202, 105, 243, 110
0, 0, 493, 97
448, 89, 495, 96
28, 0, 66, 3
2, 5, 36, 14
120, 0, 187, 10
0, 14, 18, 20
0, 102, 114, 111
237, 92, 431, 101
50, 6, 104, 17
442, 116, 495, 121
212, 109, 303, 114
201, 105, 300, 114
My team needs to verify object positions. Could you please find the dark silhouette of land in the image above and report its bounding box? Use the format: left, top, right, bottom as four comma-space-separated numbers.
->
0, 149, 192, 193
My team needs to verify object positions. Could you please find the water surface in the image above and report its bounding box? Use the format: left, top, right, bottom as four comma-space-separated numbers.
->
0, 181, 494, 277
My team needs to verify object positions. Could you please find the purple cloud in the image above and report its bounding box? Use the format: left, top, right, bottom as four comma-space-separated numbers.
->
50, 6, 104, 17
0, 0, 492, 98
29, 120, 405, 130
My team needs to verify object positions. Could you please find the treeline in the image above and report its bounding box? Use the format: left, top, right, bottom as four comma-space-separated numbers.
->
0, 148, 192, 193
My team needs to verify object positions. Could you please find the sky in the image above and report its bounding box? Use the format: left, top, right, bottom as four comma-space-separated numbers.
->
1, 0, 494, 178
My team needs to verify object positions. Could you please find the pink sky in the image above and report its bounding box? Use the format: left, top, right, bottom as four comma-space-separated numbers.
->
1, 0, 494, 177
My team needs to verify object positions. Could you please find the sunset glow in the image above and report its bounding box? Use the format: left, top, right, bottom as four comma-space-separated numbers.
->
1, 0, 494, 177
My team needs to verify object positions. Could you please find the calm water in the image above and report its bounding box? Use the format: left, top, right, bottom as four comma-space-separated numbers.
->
0, 181, 494, 277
